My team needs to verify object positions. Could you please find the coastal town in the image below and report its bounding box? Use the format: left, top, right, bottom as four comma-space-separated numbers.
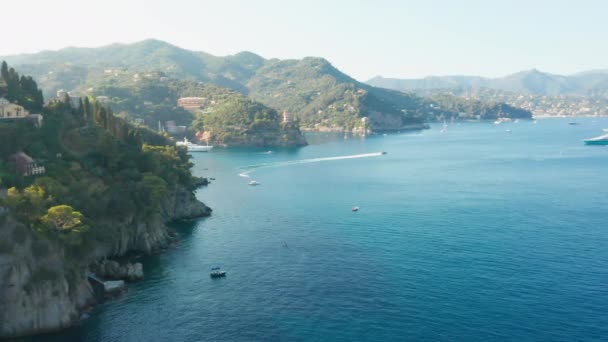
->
419, 88, 608, 118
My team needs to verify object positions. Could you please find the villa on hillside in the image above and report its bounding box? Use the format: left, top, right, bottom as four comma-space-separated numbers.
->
0, 98, 44, 127
11, 152, 46, 177
177, 97, 207, 111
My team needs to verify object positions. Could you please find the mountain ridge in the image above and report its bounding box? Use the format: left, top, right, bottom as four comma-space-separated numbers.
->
1, 39, 532, 130
367, 68, 608, 96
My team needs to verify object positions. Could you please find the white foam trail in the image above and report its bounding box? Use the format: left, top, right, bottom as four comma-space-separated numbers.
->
239, 152, 384, 175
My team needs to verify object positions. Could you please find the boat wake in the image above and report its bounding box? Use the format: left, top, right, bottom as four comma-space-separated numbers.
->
238, 152, 384, 175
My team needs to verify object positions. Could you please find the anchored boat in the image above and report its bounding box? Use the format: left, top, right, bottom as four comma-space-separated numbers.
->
176, 138, 213, 152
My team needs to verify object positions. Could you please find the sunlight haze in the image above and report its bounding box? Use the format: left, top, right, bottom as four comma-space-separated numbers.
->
3, 0, 607, 80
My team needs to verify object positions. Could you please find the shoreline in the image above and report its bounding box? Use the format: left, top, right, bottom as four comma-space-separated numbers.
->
300, 123, 430, 133
532, 114, 608, 119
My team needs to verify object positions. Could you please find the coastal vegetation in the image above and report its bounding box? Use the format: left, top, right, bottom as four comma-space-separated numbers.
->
0, 62, 210, 338
83, 75, 306, 146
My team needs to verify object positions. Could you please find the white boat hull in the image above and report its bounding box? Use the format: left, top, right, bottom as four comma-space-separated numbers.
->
188, 145, 213, 152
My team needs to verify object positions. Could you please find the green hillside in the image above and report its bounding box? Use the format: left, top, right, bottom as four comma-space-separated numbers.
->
2, 40, 533, 131
80, 72, 306, 147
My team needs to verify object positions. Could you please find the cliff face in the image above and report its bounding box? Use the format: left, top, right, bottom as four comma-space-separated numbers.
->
0, 217, 92, 337
0, 185, 210, 338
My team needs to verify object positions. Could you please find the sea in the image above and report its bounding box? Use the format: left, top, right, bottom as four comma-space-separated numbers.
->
34, 118, 608, 341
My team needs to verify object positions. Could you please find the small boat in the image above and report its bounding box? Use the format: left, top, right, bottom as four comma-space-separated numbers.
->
352, 206, 359, 212
381, 151, 387, 155
584, 129, 608, 145
176, 137, 213, 152
569, 122, 579, 126
505, 129, 512, 133
248, 180, 260, 186
494, 117, 512, 125
210, 267, 226, 278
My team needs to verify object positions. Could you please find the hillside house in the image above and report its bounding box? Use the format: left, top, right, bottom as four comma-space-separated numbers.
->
11, 152, 46, 177
177, 97, 207, 111
0, 98, 43, 127
0, 98, 28, 118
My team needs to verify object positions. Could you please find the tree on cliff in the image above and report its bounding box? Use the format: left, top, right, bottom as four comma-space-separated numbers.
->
41, 205, 85, 232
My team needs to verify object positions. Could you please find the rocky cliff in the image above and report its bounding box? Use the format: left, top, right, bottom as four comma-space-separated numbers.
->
0, 185, 210, 338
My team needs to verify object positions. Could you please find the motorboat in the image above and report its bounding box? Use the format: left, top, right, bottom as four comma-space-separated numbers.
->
176, 138, 213, 152
584, 129, 608, 145
352, 206, 359, 212
248, 180, 260, 186
494, 118, 512, 125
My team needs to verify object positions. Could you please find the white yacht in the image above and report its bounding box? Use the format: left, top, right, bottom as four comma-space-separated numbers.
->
248, 180, 260, 186
584, 129, 608, 145
176, 138, 213, 152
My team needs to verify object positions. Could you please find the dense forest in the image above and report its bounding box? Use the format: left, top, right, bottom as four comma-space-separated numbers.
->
0, 61, 199, 264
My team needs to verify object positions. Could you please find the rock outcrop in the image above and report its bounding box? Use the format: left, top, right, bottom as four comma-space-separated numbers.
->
95, 260, 144, 282
0, 184, 210, 338
0, 217, 93, 338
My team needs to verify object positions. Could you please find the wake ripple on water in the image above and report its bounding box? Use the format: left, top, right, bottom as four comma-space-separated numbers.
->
237, 152, 384, 175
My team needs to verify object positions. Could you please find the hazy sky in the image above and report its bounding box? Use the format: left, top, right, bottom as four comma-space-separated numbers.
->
3, 0, 607, 80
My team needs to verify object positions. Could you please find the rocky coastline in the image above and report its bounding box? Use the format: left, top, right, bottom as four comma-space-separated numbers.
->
0, 185, 211, 339
300, 122, 430, 134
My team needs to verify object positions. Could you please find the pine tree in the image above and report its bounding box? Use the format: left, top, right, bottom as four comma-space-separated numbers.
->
35, 90, 44, 111
77, 98, 85, 119
6, 68, 19, 102
83, 97, 92, 124
0, 61, 8, 82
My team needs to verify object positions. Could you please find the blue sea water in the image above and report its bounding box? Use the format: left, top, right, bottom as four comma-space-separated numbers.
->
39, 118, 608, 341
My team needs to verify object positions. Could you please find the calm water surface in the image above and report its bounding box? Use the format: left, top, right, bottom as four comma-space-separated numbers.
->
38, 118, 608, 341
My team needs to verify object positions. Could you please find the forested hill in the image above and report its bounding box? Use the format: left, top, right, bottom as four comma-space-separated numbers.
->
81, 74, 307, 147
0, 62, 210, 338
2, 39, 531, 131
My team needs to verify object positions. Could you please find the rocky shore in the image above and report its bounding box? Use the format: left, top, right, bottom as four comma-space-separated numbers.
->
0, 185, 211, 338
300, 123, 430, 134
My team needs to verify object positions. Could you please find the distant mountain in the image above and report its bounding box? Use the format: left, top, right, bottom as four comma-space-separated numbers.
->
368, 69, 608, 97
1, 39, 530, 130
2, 39, 259, 95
